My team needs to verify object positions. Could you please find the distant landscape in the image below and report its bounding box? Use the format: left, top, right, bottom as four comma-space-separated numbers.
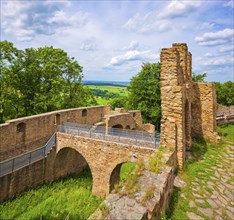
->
83, 80, 129, 105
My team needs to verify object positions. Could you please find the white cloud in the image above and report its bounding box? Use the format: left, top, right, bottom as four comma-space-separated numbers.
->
195, 28, 234, 46
196, 22, 216, 30
196, 56, 233, 66
123, 13, 156, 33
122, 40, 139, 50
219, 46, 234, 53
1, 0, 89, 41
48, 10, 89, 27
80, 39, 97, 51
223, 0, 234, 8
158, 0, 201, 19
107, 50, 158, 66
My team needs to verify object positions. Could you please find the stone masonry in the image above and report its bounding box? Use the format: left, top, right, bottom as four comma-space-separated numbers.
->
160, 43, 218, 168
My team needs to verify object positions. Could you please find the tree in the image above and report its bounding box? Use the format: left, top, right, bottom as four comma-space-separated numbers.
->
127, 62, 161, 128
109, 96, 129, 110
192, 72, 207, 82
0, 41, 96, 123
213, 81, 234, 106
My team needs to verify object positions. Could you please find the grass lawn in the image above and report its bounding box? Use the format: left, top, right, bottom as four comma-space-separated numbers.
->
87, 85, 128, 96
0, 163, 135, 220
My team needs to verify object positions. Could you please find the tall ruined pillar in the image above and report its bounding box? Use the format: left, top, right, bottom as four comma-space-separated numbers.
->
160, 47, 185, 168
187, 52, 192, 80
172, 43, 188, 81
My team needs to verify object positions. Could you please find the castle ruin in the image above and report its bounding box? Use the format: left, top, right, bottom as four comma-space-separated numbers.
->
0, 43, 218, 219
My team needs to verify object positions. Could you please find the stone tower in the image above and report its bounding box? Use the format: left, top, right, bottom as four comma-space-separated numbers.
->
160, 43, 218, 168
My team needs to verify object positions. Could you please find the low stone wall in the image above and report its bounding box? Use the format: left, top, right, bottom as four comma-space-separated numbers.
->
89, 167, 174, 220
0, 105, 111, 161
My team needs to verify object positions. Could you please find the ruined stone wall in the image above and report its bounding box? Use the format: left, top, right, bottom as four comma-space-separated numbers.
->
160, 43, 218, 168
192, 83, 217, 139
0, 105, 111, 161
160, 47, 185, 168
106, 113, 138, 130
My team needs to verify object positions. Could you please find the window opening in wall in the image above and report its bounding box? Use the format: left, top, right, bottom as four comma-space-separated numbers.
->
133, 112, 136, 117
16, 122, 26, 133
54, 114, 61, 125
82, 109, 87, 117
112, 124, 123, 129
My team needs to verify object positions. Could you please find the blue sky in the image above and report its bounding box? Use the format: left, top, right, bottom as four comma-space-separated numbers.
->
1, 0, 233, 82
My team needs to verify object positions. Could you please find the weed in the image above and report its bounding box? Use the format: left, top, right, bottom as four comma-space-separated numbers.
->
148, 151, 163, 173
140, 185, 156, 206
99, 202, 109, 217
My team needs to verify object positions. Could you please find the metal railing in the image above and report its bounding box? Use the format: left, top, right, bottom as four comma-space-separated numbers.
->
58, 123, 160, 149
0, 133, 56, 177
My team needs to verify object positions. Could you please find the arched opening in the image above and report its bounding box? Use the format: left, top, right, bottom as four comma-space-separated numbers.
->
54, 147, 92, 181
109, 162, 136, 192
16, 122, 26, 133
54, 114, 61, 125
82, 109, 87, 117
133, 112, 136, 117
125, 125, 130, 129
16, 122, 26, 144
132, 128, 136, 130
112, 124, 123, 129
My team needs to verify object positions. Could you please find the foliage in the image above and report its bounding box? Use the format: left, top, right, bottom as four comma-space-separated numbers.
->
91, 89, 120, 99
87, 85, 128, 106
0, 169, 102, 220
213, 81, 234, 106
192, 72, 207, 82
148, 151, 163, 173
217, 122, 234, 143
120, 162, 136, 181
0, 40, 96, 123
109, 96, 129, 110
127, 62, 161, 127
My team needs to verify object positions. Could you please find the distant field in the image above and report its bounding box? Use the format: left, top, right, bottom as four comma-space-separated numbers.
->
87, 85, 128, 105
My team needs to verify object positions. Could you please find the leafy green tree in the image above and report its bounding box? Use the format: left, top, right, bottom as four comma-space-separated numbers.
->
0, 41, 96, 123
213, 81, 234, 106
127, 62, 161, 128
192, 72, 207, 82
109, 96, 129, 110
0, 40, 23, 122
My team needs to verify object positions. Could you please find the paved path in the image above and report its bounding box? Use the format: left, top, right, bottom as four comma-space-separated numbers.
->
186, 143, 234, 220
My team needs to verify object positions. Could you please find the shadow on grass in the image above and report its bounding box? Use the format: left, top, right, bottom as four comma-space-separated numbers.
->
164, 186, 181, 220
186, 136, 207, 164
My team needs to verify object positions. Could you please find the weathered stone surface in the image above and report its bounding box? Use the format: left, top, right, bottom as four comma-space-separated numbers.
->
90, 167, 174, 220
174, 176, 186, 187
186, 212, 204, 220
160, 43, 218, 168
198, 207, 213, 218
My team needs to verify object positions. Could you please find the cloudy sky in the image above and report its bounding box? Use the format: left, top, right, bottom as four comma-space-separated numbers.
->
1, 0, 233, 82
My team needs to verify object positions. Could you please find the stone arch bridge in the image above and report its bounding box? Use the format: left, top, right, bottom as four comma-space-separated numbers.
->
56, 132, 155, 197
0, 124, 159, 200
